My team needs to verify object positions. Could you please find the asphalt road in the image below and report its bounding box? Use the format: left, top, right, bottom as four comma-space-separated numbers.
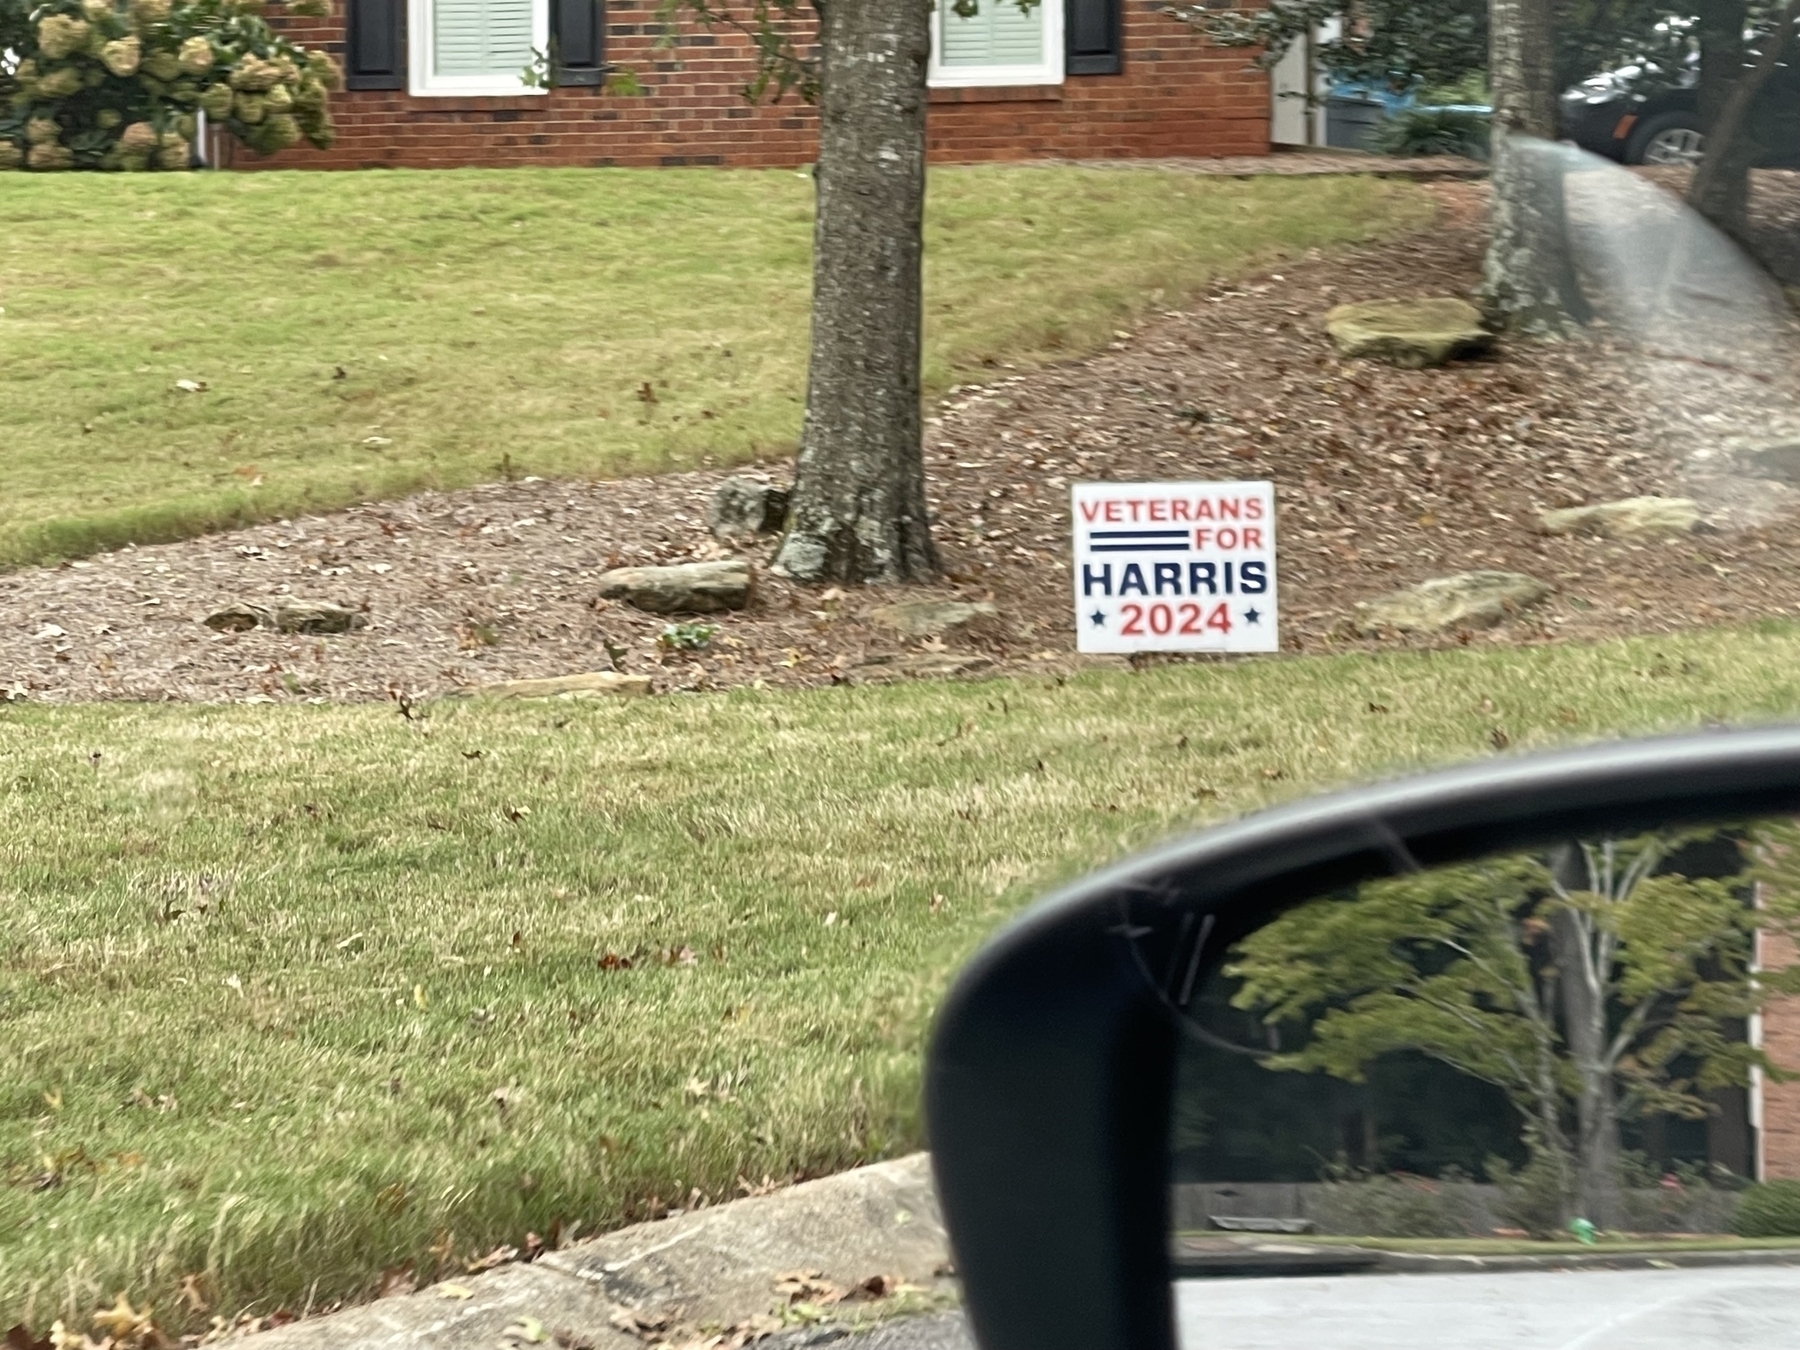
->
1173, 1265, 1800, 1349
784, 1265, 1800, 1350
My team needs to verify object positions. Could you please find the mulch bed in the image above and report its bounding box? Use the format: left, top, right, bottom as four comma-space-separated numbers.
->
8, 175, 1800, 705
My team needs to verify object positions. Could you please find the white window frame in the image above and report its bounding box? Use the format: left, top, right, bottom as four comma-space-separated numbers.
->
407, 0, 549, 98
929, 0, 1065, 89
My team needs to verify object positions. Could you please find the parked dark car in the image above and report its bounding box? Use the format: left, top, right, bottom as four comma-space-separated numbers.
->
1560, 47, 1800, 166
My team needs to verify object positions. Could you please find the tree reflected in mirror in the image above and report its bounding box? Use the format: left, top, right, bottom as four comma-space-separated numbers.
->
1169, 820, 1800, 1348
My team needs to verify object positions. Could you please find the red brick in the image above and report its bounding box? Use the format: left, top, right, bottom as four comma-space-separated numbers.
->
258, 0, 1271, 170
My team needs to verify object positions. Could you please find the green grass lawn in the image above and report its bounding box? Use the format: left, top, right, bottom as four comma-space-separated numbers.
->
8, 625, 1800, 1335
0, 167, 1429, 570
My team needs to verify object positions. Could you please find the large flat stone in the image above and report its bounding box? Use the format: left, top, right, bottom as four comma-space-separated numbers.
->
1736, 440, 1800, 483
1325, 298, 1493, 369
853, 653, 996, 683
203, 602, 368, 635
709, 476, 790, 541
465, 672, 652, 700
596, 561, 752, 614
867, 600, 998, 638
1354, 571, 1550, 634
1537, 497, 1700, 540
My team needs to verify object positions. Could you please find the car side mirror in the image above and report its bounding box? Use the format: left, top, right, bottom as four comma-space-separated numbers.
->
926, 728, 1800, 1350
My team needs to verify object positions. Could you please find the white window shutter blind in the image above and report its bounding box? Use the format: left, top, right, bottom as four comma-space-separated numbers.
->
941, 1, 1043, 67
434, 0, 536, 77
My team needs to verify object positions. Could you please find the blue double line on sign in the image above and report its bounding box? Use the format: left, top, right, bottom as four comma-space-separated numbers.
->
1086, 530, 1190, 553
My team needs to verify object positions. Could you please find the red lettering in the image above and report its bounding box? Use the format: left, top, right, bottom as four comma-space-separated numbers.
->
1120, 604, 1145, 636
1171, 500, 1191, 521
1178, 603, 1202, 634
1219, 499, 1241, 520
1194, 499, 1214, 521
1104, 501, 1122, 522
1217, 527, 1238, 549
1206, 604, 1232, 635
1193, 528, 1211, 549
1149, 500, 1168, 522
1080, 502, 1102, 523
1149, 603, 1173, 635
1245, 498, 1265, 520
1242, 527, 1263, 549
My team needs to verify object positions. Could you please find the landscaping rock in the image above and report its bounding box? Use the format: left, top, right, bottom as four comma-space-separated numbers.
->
466, 672, 652, 700
867, 599, 999, 638
597, 561, 751, 614
1354, 571, 1550, 634
856, 653, 996, 682
203, 602, 367, 635
1736, 440, 1800, 483
1537, 496, 1701, 540
1324, 297, 1493, 368
708, 476, 790, 541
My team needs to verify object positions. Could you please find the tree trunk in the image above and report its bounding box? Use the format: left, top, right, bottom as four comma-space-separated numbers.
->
1689, 0, 1799, 239
1482, 0, 1590, 334
1547, 845, 1624, 1227
1692, 0, 1752, 236
1526, 1033, 1580, 1225
1552, 909, 1624, 1227
772, 0, 940, 584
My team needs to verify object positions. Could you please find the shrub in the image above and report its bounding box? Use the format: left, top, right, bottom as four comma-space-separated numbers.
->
0, 0, 337, 171
1308, 1176, 1485, 1238
1485, 1151, 1568, 1237
1375, 105, 1490, 160
1732, 1180, 1800, 1237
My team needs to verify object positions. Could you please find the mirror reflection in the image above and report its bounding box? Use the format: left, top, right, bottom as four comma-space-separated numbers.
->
1169, 819, 1800, 1349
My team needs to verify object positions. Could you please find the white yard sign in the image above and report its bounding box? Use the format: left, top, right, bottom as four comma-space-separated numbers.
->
1072, 481, 1278, 654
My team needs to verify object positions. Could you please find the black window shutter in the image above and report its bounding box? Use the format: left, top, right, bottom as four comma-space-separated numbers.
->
345, 0, 405, 90
1066, 0, 1122, 76
552, 0, 605, 86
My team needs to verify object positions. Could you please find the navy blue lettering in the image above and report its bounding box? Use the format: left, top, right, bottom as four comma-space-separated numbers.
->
1188, 562, 1216, 596
1153, 562, 1182, 595
1119, 563, 1148, 596
1223, 561, 1235, 594
1241, 560, 1268, 594
1082, 563, 1113, 597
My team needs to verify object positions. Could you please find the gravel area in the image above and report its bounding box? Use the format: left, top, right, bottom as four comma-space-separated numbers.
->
7, 178, 1800, 705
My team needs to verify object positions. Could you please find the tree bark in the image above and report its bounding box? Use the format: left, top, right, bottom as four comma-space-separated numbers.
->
1482, 0, 1590, 334
773, 0, 940, 584
1692, 0, 1752, 236
1550, 905, 1625, 1228
1689, 0, 1800, 240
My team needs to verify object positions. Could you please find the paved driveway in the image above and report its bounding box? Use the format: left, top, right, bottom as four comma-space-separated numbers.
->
1175, 1265, 1800, 1349
785, 1265, 1800, 1350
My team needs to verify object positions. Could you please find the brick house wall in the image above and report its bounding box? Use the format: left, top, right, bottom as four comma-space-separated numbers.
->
259, 1, 1269, 170
1761, 928, 1800, 1180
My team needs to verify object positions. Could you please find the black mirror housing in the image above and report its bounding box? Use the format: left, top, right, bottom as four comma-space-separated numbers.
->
926, 727, 1800, 1350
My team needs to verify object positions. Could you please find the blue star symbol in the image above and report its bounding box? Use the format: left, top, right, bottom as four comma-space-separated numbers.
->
1243, 608, 1262, 625
1089, 609, 1108, 628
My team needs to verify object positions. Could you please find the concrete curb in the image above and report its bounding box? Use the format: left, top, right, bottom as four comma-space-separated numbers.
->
244, 1154, 949, 1349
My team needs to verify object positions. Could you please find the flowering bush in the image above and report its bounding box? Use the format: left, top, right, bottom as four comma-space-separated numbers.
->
0, 0, 338, 171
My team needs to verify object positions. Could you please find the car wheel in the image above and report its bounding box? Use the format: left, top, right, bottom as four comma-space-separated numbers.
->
1626, 111, 1706, 166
